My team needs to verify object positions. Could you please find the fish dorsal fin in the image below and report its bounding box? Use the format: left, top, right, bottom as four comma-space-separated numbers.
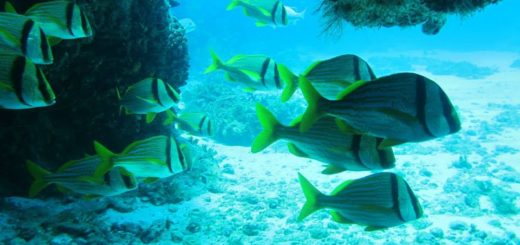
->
330, 211, 354, 224
321, 165, 345, 175
336, 80, 366, 100
330, 179, 354, 196
287, 143, 309, 158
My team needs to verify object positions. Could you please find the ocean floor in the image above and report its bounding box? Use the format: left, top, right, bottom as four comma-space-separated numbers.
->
1, 52, 520, 244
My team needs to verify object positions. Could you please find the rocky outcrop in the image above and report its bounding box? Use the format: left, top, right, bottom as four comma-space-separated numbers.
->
0, 0, 189, 196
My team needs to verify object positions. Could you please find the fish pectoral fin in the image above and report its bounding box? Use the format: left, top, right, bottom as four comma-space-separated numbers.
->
142, 177, 160, 184
224, 73, 235, 81
378, 108, 416, 124
321, 165, 345, 175
47, 36, 63, 47
255, 21, 268, 27
335, 118, 363, 134
0, 81, 15, 92
378, 139, 406, 149
330, 211, 354, 224
56, 185, 71, 194
240, 69, 261, 81
146, 113, 157, 123
243, 87, 256, 93
287, 143, 309, 158
136, 96, 158, 105
365, 226, 386, 232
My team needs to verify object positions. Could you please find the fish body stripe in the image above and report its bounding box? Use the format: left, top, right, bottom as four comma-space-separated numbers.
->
415, 76, 435, 137
271, 1, 280, 24
273, 63, 281, 89
21, 20, 35, 57
367, 65, 377, 80
405, 183, 422, 219
175, 139, 187, 170
12, 57, 30, 106
281, 6, 287, 25
440, 89, 459, 133
152, 78, 165, 107
166, 137, 173, 173
39, 29, 51, 62
375, 138, 391, 168
66, 3, 75, 36
207, 120, 212, 136
260, 58, 270, 87
390, 174, 405, 222
199, 116, 208, 134
79, 10, 89, 35
350, 135, 364, 167
353, 56, 361, 81
104, 171, 112, 185
165, 83, 179, 103
36, 69, 52, 103
122, 174, 134, 189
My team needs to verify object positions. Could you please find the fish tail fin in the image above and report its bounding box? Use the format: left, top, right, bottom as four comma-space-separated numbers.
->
116, 87, 122, 100
93, 141, 115, 178
26, 160, 51, 197
226, 0, 240, 11
299, 76, 327, 132
298, 173, 324, 221
204, 50, 224, 74
251, 103, 281, 153
278, 64, 298, 102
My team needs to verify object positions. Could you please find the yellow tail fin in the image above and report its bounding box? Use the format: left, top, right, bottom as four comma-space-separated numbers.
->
26, 160, 51, 197
251, 103, 281, 153
297, 173, 324, 221
204, 50, 223, 74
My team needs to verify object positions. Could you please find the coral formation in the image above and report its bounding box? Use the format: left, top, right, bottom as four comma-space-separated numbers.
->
319, 0, 502, 34
0, 0, 189, 196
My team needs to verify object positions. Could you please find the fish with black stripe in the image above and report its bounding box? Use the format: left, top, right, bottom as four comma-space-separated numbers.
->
24, 0, 93, 39
226, 0, 304, 27
252, 103, 395, 174
205, 50, 298, 102
26, 156, 137, 198
300, 54, 377, 100
0, 53, 55, 109
175, 112, 214, 137
94, 135, 192, 179
298, 172, 423, 231
299, 72, 461, 147
0, 13, 53, 64
117, 77, 180, 124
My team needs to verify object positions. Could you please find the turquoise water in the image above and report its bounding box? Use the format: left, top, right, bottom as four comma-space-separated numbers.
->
1, 0, 520, 244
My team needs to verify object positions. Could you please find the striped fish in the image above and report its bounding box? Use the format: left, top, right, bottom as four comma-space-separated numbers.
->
175, 112, 213, 137
252, 104, 394, 173
25, 0, 93, 39
226, 0, 304, 27
0, 13, 53, 64
204, 51, 298, 102
299, 72, 461, 147
301, 54, 376, 100
0, 53, 55, 109
118, 78, 180, 124
298, 172, 423, 231
94, 135, 191, 179
26, 157, 137, 197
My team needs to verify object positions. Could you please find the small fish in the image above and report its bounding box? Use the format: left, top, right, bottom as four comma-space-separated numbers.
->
301, 54, 376, 100
26, 157, 137, 198
94, 135, 191, 179
422, 15, 446, 35
117, 78, 180, 124
204, 51, 297, 102
298, 172, 423, 231
252, 104, 395, 173
299, 73, 461, 147
226, 0, 304, 27
0, 53, 55, 109
0, 13, 53, 64
178, 18, 196, 33
24, 0, 93, 39
175, 112, 213, 137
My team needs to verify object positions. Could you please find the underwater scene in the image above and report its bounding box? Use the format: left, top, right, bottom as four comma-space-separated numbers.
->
0, 0, 519, 244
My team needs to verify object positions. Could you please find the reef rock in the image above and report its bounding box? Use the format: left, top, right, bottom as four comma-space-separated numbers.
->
319, 0, 502, 35
0, 0, 189, 196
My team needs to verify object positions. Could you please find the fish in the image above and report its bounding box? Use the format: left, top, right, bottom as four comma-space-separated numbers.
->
252, 104, 395, 173
0, 13, 53, 64
24, 0, 93, 39
301, 54, 376, 100
94, 135, 191, 179
0, 53, 56, 109
26, 157, 137, 198
178, 18, 196, 34
175, 112, 213, 137
117, 78, 180, 124
299, 72, 461, 147
204, 50, 298, 102
422, 15, 446, 35
298, 172, 423, 231
226, 0, 305, 27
